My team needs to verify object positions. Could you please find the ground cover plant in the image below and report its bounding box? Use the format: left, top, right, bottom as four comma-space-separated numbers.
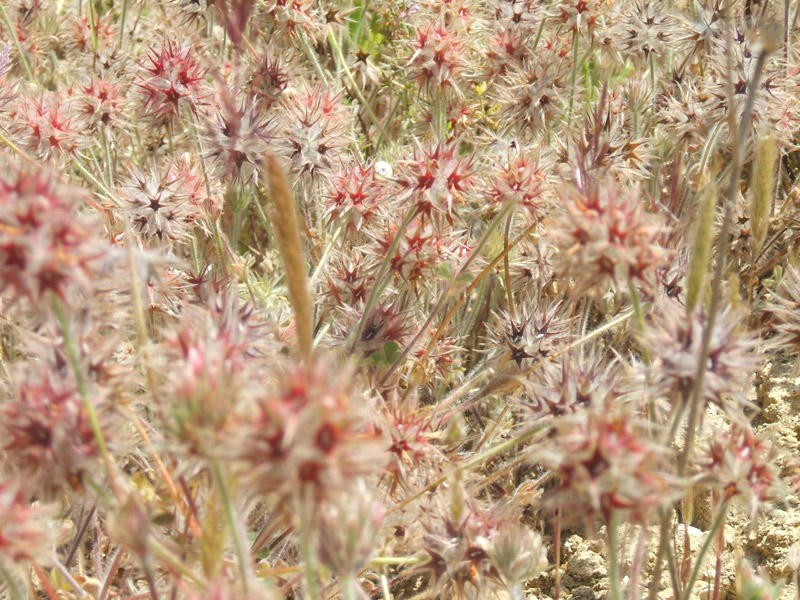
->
3, 0, 800, 599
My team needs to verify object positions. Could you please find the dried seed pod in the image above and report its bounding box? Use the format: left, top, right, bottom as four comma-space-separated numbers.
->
686, 182, 717, 314
749, 130, 778, 257
259, 155, 313, 361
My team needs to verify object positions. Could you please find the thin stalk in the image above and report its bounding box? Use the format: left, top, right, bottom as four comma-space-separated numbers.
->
381, 202, 517, 384
353, 0, 371, 44
628, 280, 651, 365
52, 297, 119, 500
504, 210, 517, 321
677, 31, 770, 476
532, 16, 547, 51
554, 506, 562, 600
566, 29, 580, 125
681, 499, 730, 600
342, 574, 358, 600
211, 461, 251, 592
32, 563, 60, 600
369, 557, 425, 566
327, 30, 390, 142
53, 557, 89, 598
0, 562, 25, 600
66, 505, 97, 568
0, 129, 39, 167
148, 537, 207, 587
308, 220, 346, 290
119, 0, 129, 48
99, 124, 115, 189
345, 206, 418, 353
98, 548, 124, 600
299, 498, 322, 600
388, 423, 547, 516
298, 31, 330, 83
86, 0, 98, 53
73, 155, 119, 205
380, 572, 392, 600
0, 2, 34, 81
608, 511, 622, 600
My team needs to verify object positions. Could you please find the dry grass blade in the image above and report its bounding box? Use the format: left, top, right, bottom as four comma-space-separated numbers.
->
260, 155, 314, 361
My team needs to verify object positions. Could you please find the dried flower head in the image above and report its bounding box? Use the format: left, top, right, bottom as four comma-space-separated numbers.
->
396, 140, 474, 221
0, 166, 101, 304
542, 405, 679, 526
484, 148, 547, 216
122, 165, 196, 244
277, 83, 353, 181
0, 477, 57, 565
136, 37, 207, 124
644, 299, 761, 419
235, 359, 386, 504
11, 90, 84, 160
326, 162, 391, 233
314, 482, 384, 577
205, 87, 275, 183
701, 424, 782, 517
550, 179, 666, 299
0, 366, 104, 496
406, 20, 465, 96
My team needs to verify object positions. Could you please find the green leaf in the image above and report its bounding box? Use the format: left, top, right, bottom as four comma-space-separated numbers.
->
383, 340, 401, 364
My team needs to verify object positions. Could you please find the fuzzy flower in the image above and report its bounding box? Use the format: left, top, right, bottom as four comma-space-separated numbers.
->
484, 149, 547, 216
0, 166, 101, 304
550, 180, 666, 299
395, 140, 475, 221
314, 482, 384, 579
611, 1, 675, 65
495, 58, 563, 138
122, 165, 196, 244
375, 215, 446, 294
489, 301, 570, 371
542, 405, 680, 526
643, 299, 761, 418
0, 477, 57, 565
161, 300, 264, 461
261, 0, 317, 37
11, 91, 84, 160
406, 20, 465, 96
247, 48, 291, 110
235, 359, 387, 504
700, 424, 782, 517
277, 83, 353, 181
326, 162, 391, 232
0, 367, 104, 496
205, 89, 275, 183
408, 494, 529, 599
76, 75, 124, 129
326, 251, 373, 307
482, 521, 548, 598
136, 37, 207, 124
523, 350, 622, 416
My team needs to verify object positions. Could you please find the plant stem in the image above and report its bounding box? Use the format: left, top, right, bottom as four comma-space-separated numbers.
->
608, 511, 622, 600
681, 499, 730, 600
346, 206, 418, 353
0, 2, 34, 81
677, 23, 769, 476
381, 202, 516, 384
52, 297, 119, 500
327, 30, 391, 142
211, 461, 251, 592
